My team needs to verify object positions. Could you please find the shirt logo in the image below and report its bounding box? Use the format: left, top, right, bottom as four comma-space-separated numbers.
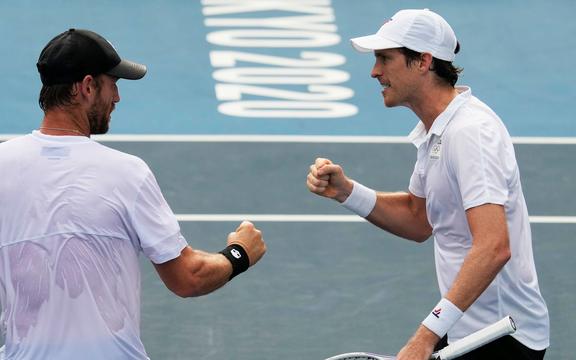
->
41, 146, 70, 159
430, 139, 442, 160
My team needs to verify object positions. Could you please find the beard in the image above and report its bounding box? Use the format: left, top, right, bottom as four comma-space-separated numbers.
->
87, 100, 111, 135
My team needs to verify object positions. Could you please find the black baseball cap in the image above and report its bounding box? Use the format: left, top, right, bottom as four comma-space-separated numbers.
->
37, 28, 147, 86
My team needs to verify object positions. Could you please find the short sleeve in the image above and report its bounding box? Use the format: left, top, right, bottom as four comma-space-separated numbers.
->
409, 161, 426, 198
446, 123, 510, 210
131, 171, 187, 264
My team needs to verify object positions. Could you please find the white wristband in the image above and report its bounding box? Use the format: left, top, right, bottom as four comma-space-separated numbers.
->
422, 298, 463, 338
341, 181, 377, 217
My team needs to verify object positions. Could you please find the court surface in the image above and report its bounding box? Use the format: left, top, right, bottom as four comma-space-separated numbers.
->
1, 0, 574, 359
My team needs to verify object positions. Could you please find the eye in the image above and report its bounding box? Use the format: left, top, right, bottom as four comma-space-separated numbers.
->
375, 53, 388, 62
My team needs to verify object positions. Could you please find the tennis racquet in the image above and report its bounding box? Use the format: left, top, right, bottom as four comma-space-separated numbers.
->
324, 316, 516, 360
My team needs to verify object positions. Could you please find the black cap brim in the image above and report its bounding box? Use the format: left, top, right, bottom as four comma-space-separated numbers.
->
106, 59, 147, 80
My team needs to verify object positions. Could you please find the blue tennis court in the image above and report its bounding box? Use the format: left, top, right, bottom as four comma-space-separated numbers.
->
1, 0, 574, 359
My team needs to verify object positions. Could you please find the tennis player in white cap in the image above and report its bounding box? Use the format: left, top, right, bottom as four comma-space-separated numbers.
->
307, 9, 549, 360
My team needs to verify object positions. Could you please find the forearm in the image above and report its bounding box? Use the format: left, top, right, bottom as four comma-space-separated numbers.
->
365, 192, 432, 242
446, 204, 511, 310
154, 222, 265, 298
154, 246, 232, 298
416, 204, 510, 347
445, 238, 510, 310
185, 250, 233, 296
419, 239, 510, 342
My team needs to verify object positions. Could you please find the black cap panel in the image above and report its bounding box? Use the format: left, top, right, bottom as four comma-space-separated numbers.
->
37, 29, 146, 86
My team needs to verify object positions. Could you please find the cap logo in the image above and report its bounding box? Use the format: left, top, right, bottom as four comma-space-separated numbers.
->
382, 18, 393, 26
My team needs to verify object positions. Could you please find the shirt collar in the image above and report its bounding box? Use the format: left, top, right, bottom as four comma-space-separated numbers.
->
32, 130, 92, 143
408, 86, 471, 147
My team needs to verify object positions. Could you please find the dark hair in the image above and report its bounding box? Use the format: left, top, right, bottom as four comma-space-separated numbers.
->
38, 83, 77, 111
38, 75, 102, 111
399, 46, 463, 87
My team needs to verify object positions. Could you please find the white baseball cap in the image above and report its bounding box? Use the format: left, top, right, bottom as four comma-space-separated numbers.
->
350, 9, 458, 61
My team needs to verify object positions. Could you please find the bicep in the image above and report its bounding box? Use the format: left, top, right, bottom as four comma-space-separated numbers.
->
465, 204, 510, 254
409, 192, 427, 218
408, 192, 432, 237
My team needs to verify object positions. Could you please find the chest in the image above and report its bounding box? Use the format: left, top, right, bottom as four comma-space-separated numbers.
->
414, 138, 464, 224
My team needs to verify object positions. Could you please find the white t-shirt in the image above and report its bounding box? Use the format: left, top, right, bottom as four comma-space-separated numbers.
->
0, 131, 187, 359
408, 87, 549, 350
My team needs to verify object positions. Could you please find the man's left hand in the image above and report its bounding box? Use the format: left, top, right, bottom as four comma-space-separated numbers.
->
396, 325, 439, 360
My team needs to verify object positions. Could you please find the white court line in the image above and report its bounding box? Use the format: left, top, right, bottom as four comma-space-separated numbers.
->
176, 214, 365, 222
175, 214, 576, 224
2, 134, 576, 144
529, 216, 576, 224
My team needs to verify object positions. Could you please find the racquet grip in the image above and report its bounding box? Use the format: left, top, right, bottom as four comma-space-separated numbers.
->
435, 316, 516, 360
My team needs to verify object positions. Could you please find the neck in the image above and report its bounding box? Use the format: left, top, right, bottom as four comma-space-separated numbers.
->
40, 108, 91, 137
410, 85, 460, 132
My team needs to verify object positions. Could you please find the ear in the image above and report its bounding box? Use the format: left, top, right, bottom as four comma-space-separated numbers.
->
420, 53, 434, 73
77, 75, 97, 99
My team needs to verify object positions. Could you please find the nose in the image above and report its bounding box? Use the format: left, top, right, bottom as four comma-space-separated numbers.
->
370, 61, 381, 79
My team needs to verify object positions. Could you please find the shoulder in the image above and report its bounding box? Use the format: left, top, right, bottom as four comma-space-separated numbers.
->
91, 141, 152, 176
442, 97, 515, 167
0, 134, 34, 148
92, 141, 147, 165
445, 95, 509, 142
0, 134, 37, 161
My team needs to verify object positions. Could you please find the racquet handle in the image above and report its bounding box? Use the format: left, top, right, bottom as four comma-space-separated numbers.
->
433, 316, 516, 360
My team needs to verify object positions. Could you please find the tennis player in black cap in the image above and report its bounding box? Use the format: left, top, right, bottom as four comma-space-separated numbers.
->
0, 29, 266, 359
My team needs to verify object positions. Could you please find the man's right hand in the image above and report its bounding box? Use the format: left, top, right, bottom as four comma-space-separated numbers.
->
154, 221, 265, 297
306, 158, 353, 203
227, 221, 266, 267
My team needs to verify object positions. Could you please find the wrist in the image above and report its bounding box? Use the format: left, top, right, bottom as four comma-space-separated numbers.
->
422, 298, 463, 338
219, 244, 250, 280
334, 180, 354, 203
416, 324, 441, 343
340, 181, 377, 217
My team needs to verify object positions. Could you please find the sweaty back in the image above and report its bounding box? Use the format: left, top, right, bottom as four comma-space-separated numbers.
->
0, 131, 186, 359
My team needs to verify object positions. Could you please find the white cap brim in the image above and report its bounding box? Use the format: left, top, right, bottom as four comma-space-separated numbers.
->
350, 34, 403, 52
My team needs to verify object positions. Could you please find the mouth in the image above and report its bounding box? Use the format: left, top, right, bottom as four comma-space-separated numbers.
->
380, 82, 390, 96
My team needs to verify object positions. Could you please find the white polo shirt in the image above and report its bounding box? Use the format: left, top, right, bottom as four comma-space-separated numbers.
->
408, 87, 549, 350
0, 131, 188, 359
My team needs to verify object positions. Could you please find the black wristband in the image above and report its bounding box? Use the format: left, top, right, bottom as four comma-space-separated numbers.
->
219, 244, 250, 280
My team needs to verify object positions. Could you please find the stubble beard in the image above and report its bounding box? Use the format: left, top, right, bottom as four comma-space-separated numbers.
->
88, 100, 110, 135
